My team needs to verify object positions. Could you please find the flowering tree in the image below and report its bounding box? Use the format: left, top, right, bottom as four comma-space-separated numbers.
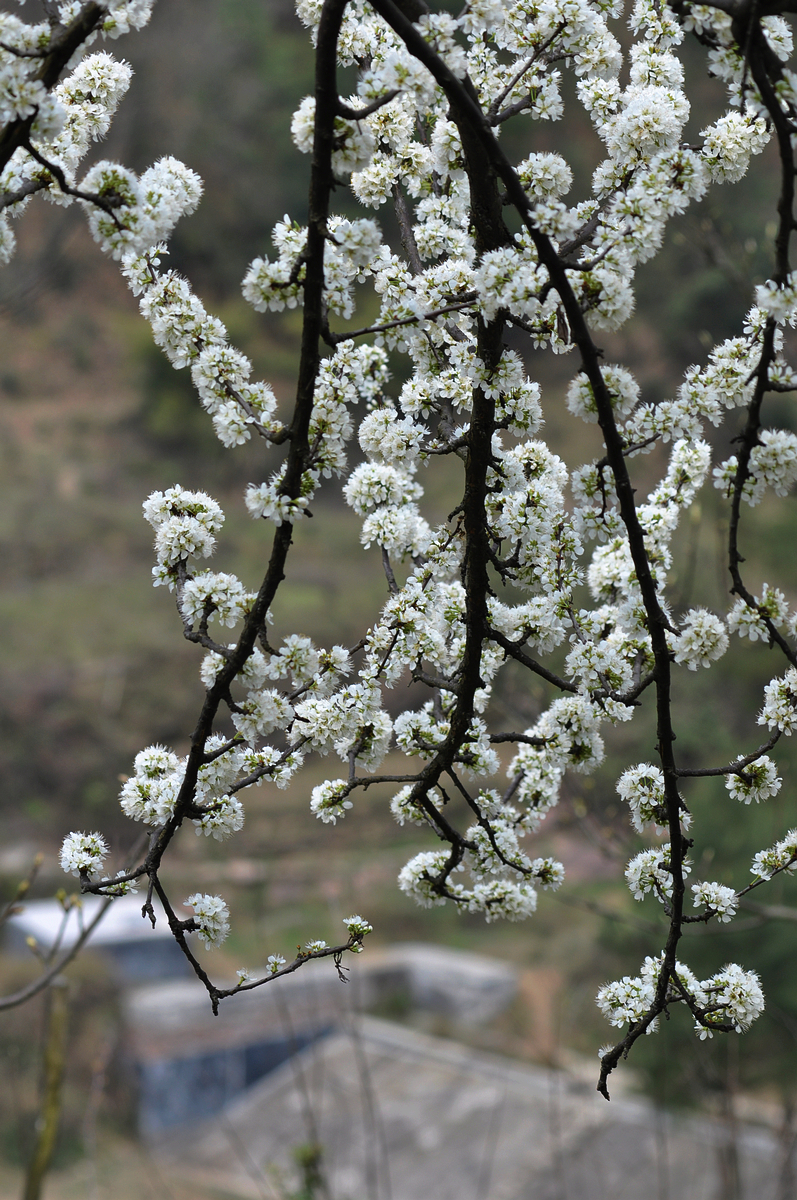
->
3, 0, 797, 1099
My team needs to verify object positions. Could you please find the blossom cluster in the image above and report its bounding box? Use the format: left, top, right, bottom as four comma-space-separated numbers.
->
185, 893, 230, 948
38, 0, 797, 1059
597, 954, 764, 1040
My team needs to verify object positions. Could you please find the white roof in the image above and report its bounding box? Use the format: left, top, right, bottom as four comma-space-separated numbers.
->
5, 893, 175, 949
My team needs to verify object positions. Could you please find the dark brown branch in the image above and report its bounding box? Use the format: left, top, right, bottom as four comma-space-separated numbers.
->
23, 141, 127, 225
0, 178, 46, 210
676, 729, 781, 778
336, 89, 400, 118
393, 181, 424, 275
328, 294, 478, 344
487, 627, 578, 692
489, 732, 548, 746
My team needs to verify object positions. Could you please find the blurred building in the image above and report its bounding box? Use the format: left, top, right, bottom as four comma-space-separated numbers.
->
154, 1014, 784, 1200
124, 944, 519, 1135
4, 893, 190, 982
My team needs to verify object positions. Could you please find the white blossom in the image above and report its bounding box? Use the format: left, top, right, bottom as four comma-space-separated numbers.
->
691, 881, 738, 922
725, 756, 781, 804
60, 832, 109, 880
185, 893, 230, 947
617, 763, 666, 834
625, 843, 691, 901
596, 971, 655, 1028
181, 572, 253, 628
672, 609, 729, 669
759, 667, 797, 733
192, 794, 245, 841
749, 430, 797, 498
700, 964, 764, 1035
751, 829, 797, 880
310, 778, 354, 824
119, 743, 184, 825
343, 914, 373, 940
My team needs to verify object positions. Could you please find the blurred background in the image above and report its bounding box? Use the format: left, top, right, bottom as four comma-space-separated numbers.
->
2, 0, 797, 1195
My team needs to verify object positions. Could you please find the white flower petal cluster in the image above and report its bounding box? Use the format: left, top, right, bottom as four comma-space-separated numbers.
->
241, 215, 306, 312
390, 785, 427, 827
625, 843, 691, 901
748, 429, 797, 499
517, 152, 573, 199
117, 732, 268, 846
101, 0, 156, 39
181, 572, 253, 628
75, 155, 202, 261
296, 680, 390, 770
102, 870, 140, 898
700, 112, 769, 184
193, 794, 245, 841
565, 635, 633, 695
530, 696, 605, 773
1, 12, 154, 175
755, 274, 797, 326
463, 880, 539, 922
671, 609, 729, 669
571, 463, 620, 542
266, 635, 321, 686
633, 334, 758, 447
241, 745, 305, 789
119, 744, 184, 825
59, 832, 109, 880
596, 969, 655, 1028
566, 365, 639, 424
343, 914, 373, 939
292, 95, 375, 175
691, 881, 738, 922
725, 755, 781, 804
143, 486, 224, 583
398, 851, 451, 908
310, 778, 354, 824
48, 52, 133, 174
465, 818, 532, 880
751, 829, 797, 880
728, 584, 788, 641
231, 689, 295, 742
598, 950, 764, 1040
0, 25, 64, 136
758, 667, 797, 733
701, 964, 764, 1035
600, 85, 689, 165
508, 745, 564, 832
185, 893, 230, 948
192, 736, 247, 841
358, 406, 423, 466
587, 440, 708, 609
344, 462, 422, 515
617, 763, 666, 834
201, 644, 267, 691
530, 858, 566, 891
